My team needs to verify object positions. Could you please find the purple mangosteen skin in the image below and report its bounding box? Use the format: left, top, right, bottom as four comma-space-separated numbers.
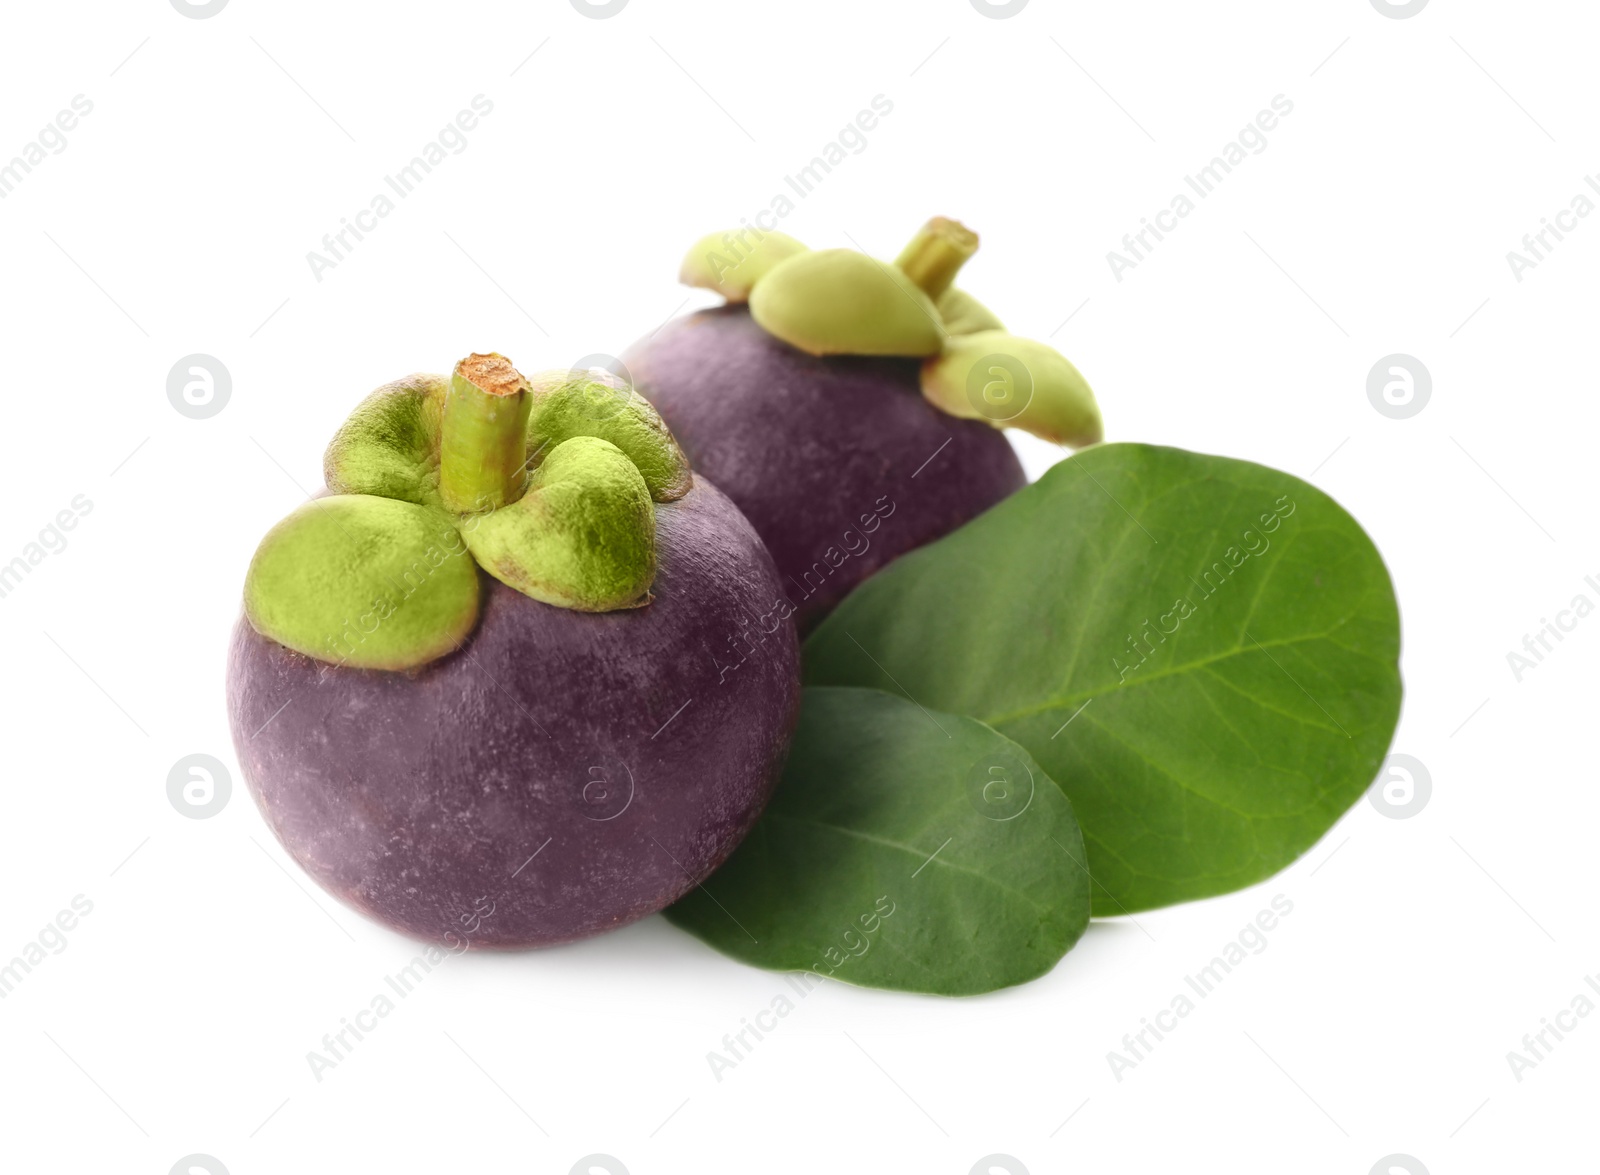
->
227, 479, 799, 949
625, 305, 1027, 631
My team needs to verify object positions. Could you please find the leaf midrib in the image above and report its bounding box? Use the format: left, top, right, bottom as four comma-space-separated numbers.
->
980, 627, 1350, 728
762, 811, 1062, 915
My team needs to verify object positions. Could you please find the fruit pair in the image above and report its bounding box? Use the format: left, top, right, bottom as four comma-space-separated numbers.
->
228, 219, 1105, 948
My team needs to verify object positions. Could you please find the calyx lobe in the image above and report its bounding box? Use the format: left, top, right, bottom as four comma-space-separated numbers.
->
248, 351, 693, 670
677, 216, 1105, 446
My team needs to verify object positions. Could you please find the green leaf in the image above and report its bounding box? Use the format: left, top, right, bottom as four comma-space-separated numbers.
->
804, 444, 1402, 914
664, 687, 1091, 995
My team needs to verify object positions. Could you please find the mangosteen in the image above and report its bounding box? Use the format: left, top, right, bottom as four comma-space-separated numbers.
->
624, 218, 1105, 630
227, 354, 799, 949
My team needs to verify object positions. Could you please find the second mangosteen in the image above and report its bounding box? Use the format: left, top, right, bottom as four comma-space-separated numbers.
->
625, 218, 1104, 630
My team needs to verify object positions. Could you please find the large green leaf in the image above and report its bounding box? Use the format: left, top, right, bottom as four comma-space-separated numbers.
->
805, 443, 1402, 914
665, 687, 1091, 995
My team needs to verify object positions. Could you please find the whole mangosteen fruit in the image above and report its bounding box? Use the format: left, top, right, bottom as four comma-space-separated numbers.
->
227, 354, 800, 948
624, 218, 1105, 630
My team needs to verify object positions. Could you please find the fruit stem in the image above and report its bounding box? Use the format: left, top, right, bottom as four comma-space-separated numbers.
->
439, 352, 533, 514
894, 217, 979, 299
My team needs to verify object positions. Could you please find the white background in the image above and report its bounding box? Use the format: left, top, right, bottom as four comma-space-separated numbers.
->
0, 1, 1593, 1172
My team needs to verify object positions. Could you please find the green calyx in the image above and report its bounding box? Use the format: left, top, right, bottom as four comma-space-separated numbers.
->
922, 331, 1103, 449
750, 250, 945, 357
323, 374, 448, 507
461, 435, 655, 611
244, 495, 480, 671
937, 287, 1004, 336
247, 352, 692, 670
525, 369, 692, 502
679, 216, 1105, 443
680, 229, 807, 301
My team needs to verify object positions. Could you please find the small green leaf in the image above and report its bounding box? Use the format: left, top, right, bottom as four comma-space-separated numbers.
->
244, 494, 479, 670
323, 374, 447, 507
664, 687, 1091, 995
805, 444, 1402, 914
460, 436, 655, 612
